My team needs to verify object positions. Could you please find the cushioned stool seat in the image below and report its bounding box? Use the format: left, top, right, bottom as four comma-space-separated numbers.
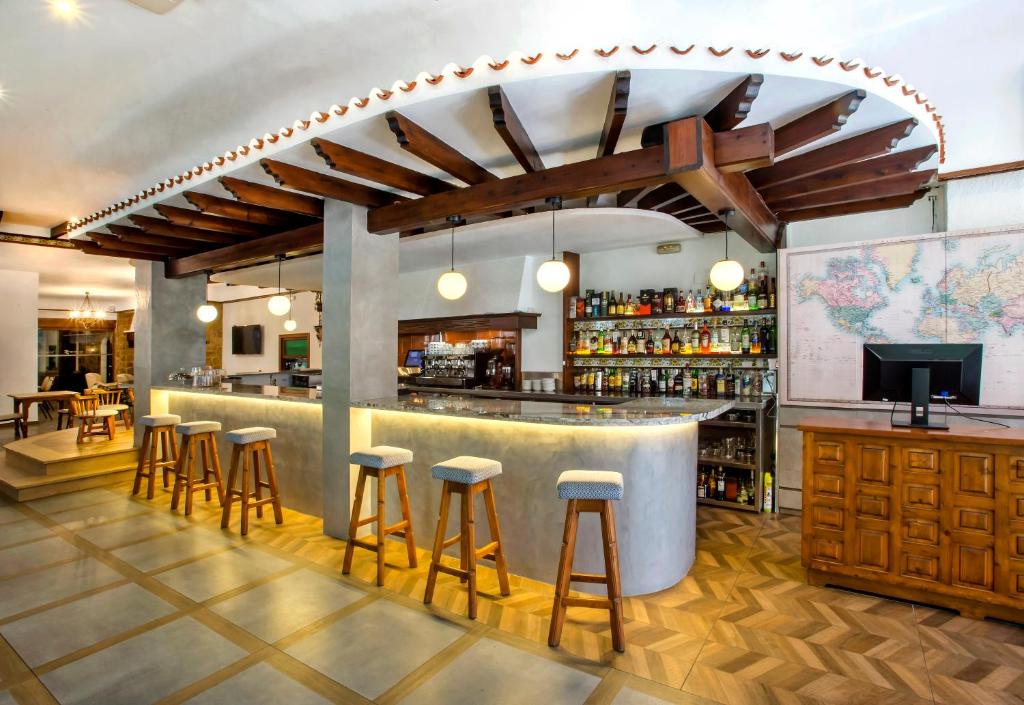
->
431, 456, 502, 485
140, 414, 182, 427
82, 409, 119, 418
177, 420, 222, 435
350, 445, 414, 469
556, 470, 624, 501
225, 427, 276, 444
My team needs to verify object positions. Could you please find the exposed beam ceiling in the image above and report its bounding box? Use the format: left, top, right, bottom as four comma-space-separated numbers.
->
778, 189, 929, 221
488, 86, 545, 173
636, 183, 687, 211
152, 204, 270, 237
76, 241, 166, 262
260, 159, 408, 208
385, 111, 496, 185
309, 138, 456, 196
587, 70, 631, 206
88, 231, 186, 258
773, 89, 866, 156
183, 192, 312, 228
219, 177, 325, 217
105, 224, 197, 251
129, 214, 243, 244
704, 74, 764, 131
768, 169, 937, 211
166, 222, 323, 277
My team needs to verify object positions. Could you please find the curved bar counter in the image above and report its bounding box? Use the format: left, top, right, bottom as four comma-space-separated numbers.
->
352, 394, 732, 595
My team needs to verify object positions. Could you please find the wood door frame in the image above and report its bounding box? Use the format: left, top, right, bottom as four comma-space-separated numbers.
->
279, 332, 311, 370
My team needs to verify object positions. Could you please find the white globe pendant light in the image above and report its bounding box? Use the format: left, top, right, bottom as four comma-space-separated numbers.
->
267, 255, 291, 316
709, 209, 744, 292
283, 318, 297, 332
436, 216, 467, 300
196, 304, 218, 323
536, 196, 570, 293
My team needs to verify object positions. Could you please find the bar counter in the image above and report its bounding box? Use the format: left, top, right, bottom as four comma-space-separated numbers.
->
353, 393, 732, 595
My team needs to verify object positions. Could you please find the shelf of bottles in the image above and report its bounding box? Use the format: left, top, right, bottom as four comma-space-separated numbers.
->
695, 398, 775, 513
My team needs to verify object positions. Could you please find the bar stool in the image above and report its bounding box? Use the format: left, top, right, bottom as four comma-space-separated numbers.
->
424, 456, 511, 619
220, 427, 283, 536
548, 470, 625, 653
170, 421, 225, 516
342, 446, 417, 586
132, 414, 181, 499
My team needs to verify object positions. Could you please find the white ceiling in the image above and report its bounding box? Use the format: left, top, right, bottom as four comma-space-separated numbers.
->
0, 242, 136, 307
0, 0, 1020, 232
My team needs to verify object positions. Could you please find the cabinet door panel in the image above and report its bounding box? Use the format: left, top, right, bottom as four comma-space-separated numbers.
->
813, 473, 844, 499
811, 504, 844, 531
903, 483, 940, 511
954, 508, 994, 535
1010, 456, 1024, 484
1011, 496, 1024, 522
810, 535, 844, 564
953, 452, 995, 498
903, 517, 940, 546
814, 440, 845, 466
855, 529, 890, 572
856, 495, 890, 521
858, 445, 890, 486
951, 543, 994, 592
1009, 560, 1024, 600
900, 551, 940, 582
902, 447, 940, 474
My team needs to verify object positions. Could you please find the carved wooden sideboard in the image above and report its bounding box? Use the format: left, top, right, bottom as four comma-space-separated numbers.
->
800, 417, 1024, 621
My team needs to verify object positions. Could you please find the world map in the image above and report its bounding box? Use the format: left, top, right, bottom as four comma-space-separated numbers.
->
783, 228, 1024, 409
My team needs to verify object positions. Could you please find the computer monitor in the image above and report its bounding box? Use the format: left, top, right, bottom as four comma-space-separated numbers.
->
862, 343, 983, 429
404, 349, 424, 368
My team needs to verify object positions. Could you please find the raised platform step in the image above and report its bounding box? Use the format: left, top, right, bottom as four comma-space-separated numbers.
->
0, 429, 140, 502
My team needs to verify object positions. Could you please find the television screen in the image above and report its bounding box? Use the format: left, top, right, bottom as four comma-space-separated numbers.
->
231, 324, 263, 355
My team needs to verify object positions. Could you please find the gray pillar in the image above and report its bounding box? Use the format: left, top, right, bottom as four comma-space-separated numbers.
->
133, 262, 207, 443
321, 201, 399, 537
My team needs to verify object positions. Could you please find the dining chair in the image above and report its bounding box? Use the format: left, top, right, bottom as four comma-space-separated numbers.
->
71, 394, 118, 442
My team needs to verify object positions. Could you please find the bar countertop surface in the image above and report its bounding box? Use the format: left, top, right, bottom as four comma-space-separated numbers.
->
352, 393, 733, 426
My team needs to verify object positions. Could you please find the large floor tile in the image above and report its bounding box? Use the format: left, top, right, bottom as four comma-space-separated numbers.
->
40, 616, 247, 705
0, 583, 177, 667
611, 688, 685, 705
401, 636, 600, 705
75, 512, 188, 549
0, 689, 15, 705
153, 546, 293, 602
25, 488, 122, 515
0, 518, 53, 548
0, 535, 82, 578
110, 526, 237, 572
0, 558, 124, 620
210, 569, 365, 643
0, 504, 26, 525
49, 500, 152, 531
285, 599, 464, 700
183, 662, 332, 705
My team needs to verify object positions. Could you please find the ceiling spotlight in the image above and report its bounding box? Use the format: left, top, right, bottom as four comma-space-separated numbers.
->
48, 0, 83, 22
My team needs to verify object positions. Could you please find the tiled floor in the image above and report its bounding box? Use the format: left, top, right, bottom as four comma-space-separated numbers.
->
0, 483, 1021, 705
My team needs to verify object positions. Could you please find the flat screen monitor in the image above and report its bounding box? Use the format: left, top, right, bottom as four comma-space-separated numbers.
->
231, 324, 263, 355
404, 349, 424, 368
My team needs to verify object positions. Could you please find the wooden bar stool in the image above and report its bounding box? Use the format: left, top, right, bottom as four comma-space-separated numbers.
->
342, 446, 417, 586
220, 427, 283, 536
170, 421, 225, 516
548, 470, 625, 653
424, 456, 511, 619
132, 414, 181, 499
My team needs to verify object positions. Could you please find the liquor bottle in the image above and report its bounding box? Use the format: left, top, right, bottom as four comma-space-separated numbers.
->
731, 323, 742, 354
698, 370, 709, 398
768, 319, 777, 355
584, 292, 593, 318
653, 330, 663, 355
658, 369, 667, 394
675, 292, 687, 313
617, 292, 625, 316
750, 326, 761, 354
697, 471, 706, 499
715, 368, 726, 397
666, 369, 675, 394
610, 333, 618, 355
662, 329, 672, 355
652, 291, 663, 315
641, 371, 651, 396
725, 365, 735, 397
768, 278, 776, 309
690, 367, 699, 396
713, 290, 723, 311
710, 322, 720, 353
591, 290, 601, 317
625, 294, 634, 315
674, 368, 684, 393
741, 320, 751, 354
589, 331, 599, 354
568, 332, 577, 355
690, 323, 699, 354
699, 320, 711, 353
627, 331, 637, 354
600, 291, 608, 317
702, 287, 712, 312
758, 260, 769, 291
716, 466, 726, 500
671, 329, 681, 354
645, 330, 655, 355
664, 289, 674, 313
686, 290, 696, 313
747, 269, 758, 309
760, 322, 771, 355
720, 320, 731, 351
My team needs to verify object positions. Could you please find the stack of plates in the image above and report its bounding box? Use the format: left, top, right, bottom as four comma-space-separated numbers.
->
540, 378, 556, 392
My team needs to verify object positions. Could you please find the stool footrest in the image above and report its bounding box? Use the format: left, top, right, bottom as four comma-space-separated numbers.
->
569, 572, 608, 584
441, 534, 462, 549
383, 520, 410, 536
350, 538, 378, 553
356, 514, 379, 527
435, 563, 469, 580
475, 541, 499, 560
562, 595, 612, 610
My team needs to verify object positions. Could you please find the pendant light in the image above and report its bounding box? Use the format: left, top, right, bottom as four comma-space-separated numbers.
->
283, 295, 297, 331
436, 215, 467, 300
536, 196, 570, 293
709, 209, 745, 292
267, 255, 291, 316
196, 304, 218, 323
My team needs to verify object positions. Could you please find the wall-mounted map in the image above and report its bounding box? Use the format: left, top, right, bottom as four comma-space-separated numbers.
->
780, 226, 1024, 410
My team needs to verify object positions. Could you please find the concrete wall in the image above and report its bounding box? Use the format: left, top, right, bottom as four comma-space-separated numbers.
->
0, 271, 39, 416
220, 291, 322, 374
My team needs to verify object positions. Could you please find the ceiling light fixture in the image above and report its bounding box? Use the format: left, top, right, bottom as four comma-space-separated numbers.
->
48, 0, 83, 22
267, 255, 291, 316
436, 215, 467, 300
69, 291, 100, 329
536, 196, 570, 293
709, 209, 744, 292
196, 304, 218, 323
283, 295, 297, 331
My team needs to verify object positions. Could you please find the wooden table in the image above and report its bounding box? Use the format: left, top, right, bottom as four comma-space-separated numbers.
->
7, 391, 77, 439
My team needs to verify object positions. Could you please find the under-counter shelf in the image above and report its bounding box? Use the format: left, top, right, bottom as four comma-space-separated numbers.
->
573, 309, 777, 322
696, 395, 776, 513
696, 496, 760, 513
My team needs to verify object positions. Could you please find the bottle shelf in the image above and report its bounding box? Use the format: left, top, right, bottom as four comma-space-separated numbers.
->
699, 455, 757, 471
568, 353, 776, 360
696, 497, 760, 512
574, 308, 777, 323
699, 419, 758, 429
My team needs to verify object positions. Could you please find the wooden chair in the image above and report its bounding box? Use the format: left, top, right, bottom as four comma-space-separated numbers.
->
548, 471, 625, 653
70, 394, 117, 443
220, 427, 283, 536
170, 421, 225, 516
133, 414, 181, 499
424, 456, 510, 620
90, 389, 132, 431
343, 446, 418, 586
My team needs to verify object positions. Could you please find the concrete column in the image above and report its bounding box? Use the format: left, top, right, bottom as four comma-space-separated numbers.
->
133, 262, 207, 443
321, 201, 399, 537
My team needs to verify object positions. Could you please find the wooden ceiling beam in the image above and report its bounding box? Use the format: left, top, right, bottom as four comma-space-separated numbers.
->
386, 111, 495, 185
166, 223, 324, 278
488, 86, 545, 173
773, 90, 866, 156
616, 187, 652, 208
637, 183, 686, 210
88, 232, 189, 258
712, 123, 775, 173
587, 71, 632, 206
152, 204, 270, 237
49, 221, 70, 239
105, 224, 197, 251
183, 192, 313, 228
705, 74, 764, 131
129, 215, 242, 245
309, 138, 456, 196
778, 189, 929, 222
76, 241, 166, 262
748, 118, 919, 190
219, 177, 324, 218
663, 195, 701, 216
760, 146, 938, 202
769, 169, 936, 211
667, 117, 779, 252
260, 159, 408, 208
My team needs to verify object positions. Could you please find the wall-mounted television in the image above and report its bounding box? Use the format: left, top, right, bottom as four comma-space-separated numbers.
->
231, 324, 263, 355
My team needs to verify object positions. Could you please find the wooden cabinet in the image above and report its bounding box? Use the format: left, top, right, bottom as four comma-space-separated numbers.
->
800, 418, 1024, 621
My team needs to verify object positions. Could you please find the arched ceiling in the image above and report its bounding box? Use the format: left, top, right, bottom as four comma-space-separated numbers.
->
0, 0, 1020, 234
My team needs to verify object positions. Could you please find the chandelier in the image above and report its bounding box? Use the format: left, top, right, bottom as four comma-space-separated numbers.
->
68, 291, 102, 330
